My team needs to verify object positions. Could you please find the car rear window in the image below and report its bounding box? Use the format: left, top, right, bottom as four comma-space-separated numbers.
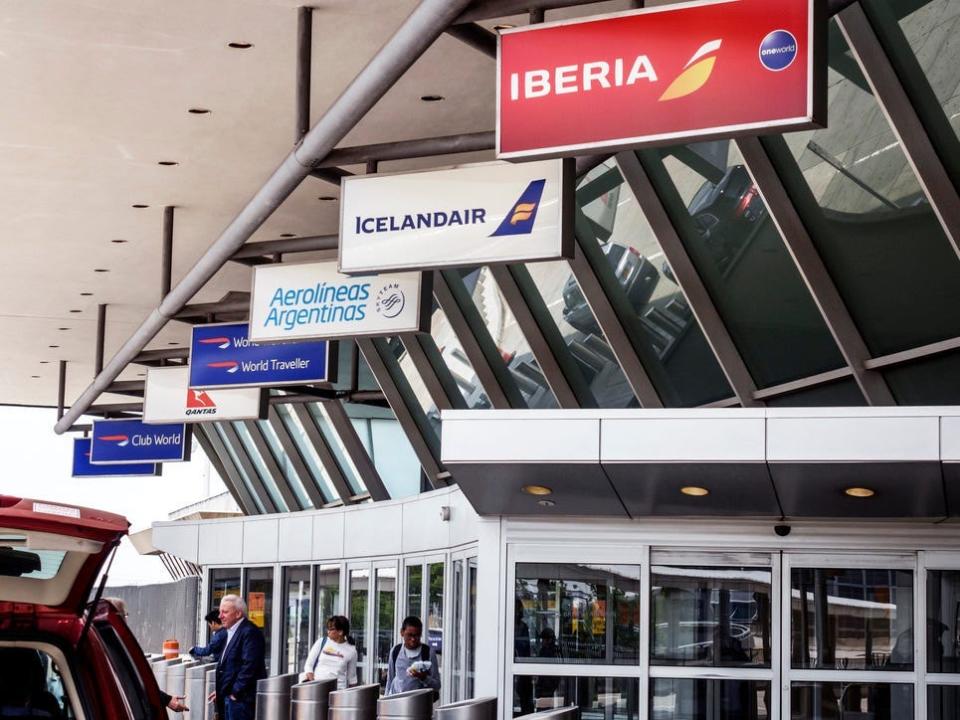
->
0, 535, 67, 579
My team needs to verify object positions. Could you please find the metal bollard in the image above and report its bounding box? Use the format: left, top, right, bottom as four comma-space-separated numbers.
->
167, 660, 197, 720
183, 662, 214, 720
204, 668, 217, 720
254, 672, 301, 720
152, 658, 182, 699
291, 678, 337, 720
513, 706, 579, 720
329, 683, 381, 720
434, 697, 498, 720
377, 688, 433, 720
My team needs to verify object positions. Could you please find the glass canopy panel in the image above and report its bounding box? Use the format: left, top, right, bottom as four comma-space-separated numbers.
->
307, 403, 366, 496
232, 421, 289, 512
212, 423, 265, 514
656, 142, 844, 388
578, 161, 732, 406
273, 403, 338, 503
258, 419, 312, 509
776, 20, 960, 356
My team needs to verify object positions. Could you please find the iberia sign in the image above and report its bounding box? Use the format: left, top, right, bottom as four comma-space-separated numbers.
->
497, 0, 825, 159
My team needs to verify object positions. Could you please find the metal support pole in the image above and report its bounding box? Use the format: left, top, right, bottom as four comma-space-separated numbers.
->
528, 8, 545, 24
161, 206, 174, 300
55, 0, 474, 434
296, 6, 313, 142
365, 160, 378, 175
57, 361, 66, 421
95, 304, 106, 376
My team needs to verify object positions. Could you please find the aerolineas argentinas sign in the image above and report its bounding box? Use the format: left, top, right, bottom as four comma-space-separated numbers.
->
338, 159, 572, 273
497, 0, 825, 159
249, 261, 430, 342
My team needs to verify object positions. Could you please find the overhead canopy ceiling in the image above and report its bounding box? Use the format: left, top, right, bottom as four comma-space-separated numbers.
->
1, 0, 634, 410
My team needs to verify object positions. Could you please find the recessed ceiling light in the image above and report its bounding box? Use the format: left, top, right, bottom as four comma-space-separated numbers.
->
80, 292, 93, 296
521, 485, 552, 496
132, 204, 149, 209
280, 233, 296, 238
420, 94, 444, 102
94, 268, 109, 273
31, 375, 40, 379
228, 42, 253, 49
845, 487, 875, 498
58, 327, 70, 331
111, 239, 128, 244
48, 345, 59, 349
188, 108, 211, 114
681, 486, 710, 497
167, 342, 179, 346
538, 499, 555, 507
69, 309, 82, 313
157, 161, 179, 166
318, 196, 337, 201
39, 361, 49, 364
137, 372, 145, 377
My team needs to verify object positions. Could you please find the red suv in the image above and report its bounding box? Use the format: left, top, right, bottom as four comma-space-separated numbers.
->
0, 494, 169, 719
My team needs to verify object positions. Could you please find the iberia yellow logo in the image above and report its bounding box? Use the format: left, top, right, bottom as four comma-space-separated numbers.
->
659, 39, 722, 101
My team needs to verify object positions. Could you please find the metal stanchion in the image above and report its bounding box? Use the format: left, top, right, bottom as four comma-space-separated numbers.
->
167, 660, 196, 720
254, 672, 300, 720
291, 678, 337, 720
329, 683, 381, 720
377, 688, 433, 720
204, 668, 217, 720
183, 661, 214, 720
434, 697, 498, 720
513, 706, 579, 720
152, 658, 182, 700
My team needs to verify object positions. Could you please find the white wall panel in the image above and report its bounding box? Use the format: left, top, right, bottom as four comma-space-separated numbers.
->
601, 417, 765, 462
942, 417, 960, 461
401, 492, 451, 554
448, 487, 480, 548
767, 416, 940, 461
343, 503, 402, 556
278, 514, 314, 562
442, 417, 599, 463
151, 523, 199, 563
197, 520, 244, 566
241, 518, 279, 564
311, 511, 344, 561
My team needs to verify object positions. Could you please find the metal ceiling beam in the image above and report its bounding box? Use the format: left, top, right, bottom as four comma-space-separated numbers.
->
54, 0, 474, 434
161, 206, 174, 300
618, 150, 761, 407
104, 380, 145, 397
57, 361, 66, 421
444, 23, 497, 59
290, 403, 358, 504
231, 234, 338, 260
737, 136, 895, 405
267, 406, 329, 507
195, 425, 258, 515
319, 132, 495, 168
309, 167, 353, 186
319, 398, 394, 500
454, 0, 607, 23
296, 6, 313, 142
838, 3, 960, 261
174, 298, 250, 321
398, 333, 466, 412
131, 347, 189, 365
95, 304, 106, 376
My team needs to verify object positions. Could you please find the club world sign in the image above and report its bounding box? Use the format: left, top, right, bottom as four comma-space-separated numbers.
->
497, 0, 825, 159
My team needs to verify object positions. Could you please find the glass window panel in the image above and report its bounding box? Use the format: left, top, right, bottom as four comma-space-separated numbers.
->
525, 258, 633, 408
315, 565, 340, 631
764, 379, 866, 407
929, 685, 960, 719
650, 678, 770, 720
777, 19, 960, 355
650, 565, 772, 667
657, 143, 844, 387
369, 417, 421, 499
209, 568, 241, 615
512, 676, 639, 720
375, 567, 396, 691
274, 404, 338, 503
308, 403, 366, 496
791, 568, 914, 670
259, 419, 312, 509
407, 564, 423, 619
428, 562, 445, 666
467, 558, 477, 700
577, 161, 732, 406
885, 350, 960, 405
791, 682, 913, 720
429, 305, 492, 409
467, 266, 559, 409
452, 559, 465, 702
245, 567, 274, 673
233, 422, 288, 512
212, 424, 266, 514
282, 566, 311, 674
349, 569, 369, 674
927, 569, 960, 672
515, 563, 640, 666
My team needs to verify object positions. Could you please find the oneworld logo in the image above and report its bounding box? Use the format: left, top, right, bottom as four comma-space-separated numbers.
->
490, 179, 546, 237
759, 30, 798, 72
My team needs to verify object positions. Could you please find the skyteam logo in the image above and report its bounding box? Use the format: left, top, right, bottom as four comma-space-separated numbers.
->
375, 282, 405, 319
759, 30, 798, 72
490, 179, 546, 237
98, 433, 130, 447
199, 336, 231, 349
659, 39, 722, 101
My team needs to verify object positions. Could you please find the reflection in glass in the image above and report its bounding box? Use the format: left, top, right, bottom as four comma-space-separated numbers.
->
209, 568, 241, 614
375, 567, 396, 690
515, 563, 640, 665
512, 676, 639, 720
315, 565, 340, 629
428, 562, 445, 666
467, 558, 477, 699
452, 559, 464, 701
407, 564, 423, 619
791, 568, 914, 671
885, 350, 960, 405
350, 569, 369, 673
245, 567, 274, 673
927, 570, 960, 672
282, 566, 311, 674
651, 565, 772, 667
929, 685, 960, 720
650, 678, 769, 720
791, 682, 913, 720
576, 161, 732, 406
274, 404, 338, 502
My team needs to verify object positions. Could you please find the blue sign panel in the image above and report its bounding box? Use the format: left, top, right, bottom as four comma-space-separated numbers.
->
89, 419, 191, 465
189, 322, 332, 389
72, 438, 160, 478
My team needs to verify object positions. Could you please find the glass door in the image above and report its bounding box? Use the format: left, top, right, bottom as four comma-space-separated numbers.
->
282, 566, 311, 674
244, 567, 275, 673
348, 565, 371, 683
375, 563, 398, 691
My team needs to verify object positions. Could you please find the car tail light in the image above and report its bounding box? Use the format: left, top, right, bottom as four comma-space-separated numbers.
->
627, 245, 641, 257
735, 186, 759, 217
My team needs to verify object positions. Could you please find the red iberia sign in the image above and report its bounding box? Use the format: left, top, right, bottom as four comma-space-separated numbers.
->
497, 0, 825, 159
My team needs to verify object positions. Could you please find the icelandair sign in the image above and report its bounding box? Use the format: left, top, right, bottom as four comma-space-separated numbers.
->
249, 261, 429, 342
338, 159, 572, 273
143, 366, 267, 424
497, 0, 825, 159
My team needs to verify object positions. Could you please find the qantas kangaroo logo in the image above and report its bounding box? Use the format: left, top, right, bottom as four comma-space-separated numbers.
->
186, 389, 216, 408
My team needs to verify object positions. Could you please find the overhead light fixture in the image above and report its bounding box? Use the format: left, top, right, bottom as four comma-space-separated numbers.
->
132, 204, 149, 209
48, 345, 59, 349
157, 161, 179, 166
111, 239, 127, 244
93, 268, 109, 273
58, 327, 70, 331
538, 499, 555, 508
521, 485, 552, 496
280, 233, 297, 238
228, 42, 253, 49
681, 486, 710, 497
845, 487, 875, 498
69, 309, 82, 313
318, 196, 337, 202
167, 342, 179, 346
31, 375, 40, 379
188, 108, 211, 114
80, 292, 93, 296
39, 361, 49, 364
420, 95, 444, 102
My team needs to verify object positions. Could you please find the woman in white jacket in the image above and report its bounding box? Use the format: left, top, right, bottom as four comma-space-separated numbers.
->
304, 615, 359, 689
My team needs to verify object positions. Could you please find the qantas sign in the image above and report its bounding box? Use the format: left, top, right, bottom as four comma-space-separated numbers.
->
143, 366, 267, 424
497, 0, 825, 159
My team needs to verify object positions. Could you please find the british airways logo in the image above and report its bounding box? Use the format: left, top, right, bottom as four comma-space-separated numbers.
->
490, 179, 546, 237
207, 360, 240, 373
199, 336, 231, 350
98, 434, 129, 447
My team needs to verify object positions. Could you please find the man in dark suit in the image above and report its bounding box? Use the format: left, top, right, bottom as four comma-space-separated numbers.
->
208, 594, 266, 720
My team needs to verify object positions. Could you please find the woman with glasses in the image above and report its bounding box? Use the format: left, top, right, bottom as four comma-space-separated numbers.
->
304, 615, 358, 689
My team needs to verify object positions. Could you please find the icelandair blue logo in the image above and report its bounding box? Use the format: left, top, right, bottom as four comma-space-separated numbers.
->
489, 179, 546, 237
759, 29, 798, 72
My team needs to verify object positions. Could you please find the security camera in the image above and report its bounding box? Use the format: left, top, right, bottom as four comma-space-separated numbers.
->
774, 524, 791, 537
